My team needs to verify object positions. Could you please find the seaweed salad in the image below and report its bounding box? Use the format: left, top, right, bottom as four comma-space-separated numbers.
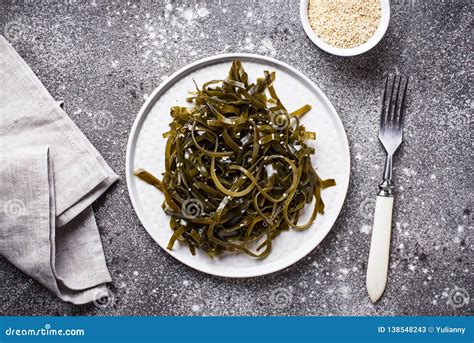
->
135, 60, 335, 258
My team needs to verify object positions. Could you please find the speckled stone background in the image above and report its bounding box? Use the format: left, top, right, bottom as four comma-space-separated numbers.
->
0, 0, 472, 316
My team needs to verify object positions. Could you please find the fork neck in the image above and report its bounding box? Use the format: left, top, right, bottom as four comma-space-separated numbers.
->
378, 154, 394, 197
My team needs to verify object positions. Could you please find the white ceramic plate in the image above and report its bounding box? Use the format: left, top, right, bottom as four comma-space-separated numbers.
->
126, 54, 350, 277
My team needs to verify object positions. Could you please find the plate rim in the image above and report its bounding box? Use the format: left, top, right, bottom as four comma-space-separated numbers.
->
126, 53, 350, 278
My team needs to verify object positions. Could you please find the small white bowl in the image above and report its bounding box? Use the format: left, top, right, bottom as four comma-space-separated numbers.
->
300, 0, 390, 57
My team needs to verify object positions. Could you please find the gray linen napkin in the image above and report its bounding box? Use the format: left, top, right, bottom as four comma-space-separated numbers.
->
0, 36, 118, 304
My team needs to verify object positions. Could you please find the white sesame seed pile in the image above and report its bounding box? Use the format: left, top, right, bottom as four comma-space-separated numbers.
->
308, 0, 381, 49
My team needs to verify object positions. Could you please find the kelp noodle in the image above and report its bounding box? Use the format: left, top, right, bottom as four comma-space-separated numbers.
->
134, 60, 335, 258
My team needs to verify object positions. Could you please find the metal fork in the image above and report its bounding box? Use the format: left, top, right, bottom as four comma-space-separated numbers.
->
366, 75, 409, 303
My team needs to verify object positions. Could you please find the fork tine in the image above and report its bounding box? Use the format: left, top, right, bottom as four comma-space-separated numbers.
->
391, 75, 402, 127
379, 75, 390, 131
395, 76, 409, 129
386, 75, 397, 128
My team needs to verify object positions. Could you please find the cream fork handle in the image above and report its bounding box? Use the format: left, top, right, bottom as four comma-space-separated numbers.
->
366, 196, 394, 303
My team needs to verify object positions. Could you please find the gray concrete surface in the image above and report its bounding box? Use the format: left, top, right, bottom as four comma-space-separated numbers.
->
0, 0, 472, 316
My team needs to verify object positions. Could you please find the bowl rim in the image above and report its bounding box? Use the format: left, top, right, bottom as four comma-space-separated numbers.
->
300, 0, 391, 57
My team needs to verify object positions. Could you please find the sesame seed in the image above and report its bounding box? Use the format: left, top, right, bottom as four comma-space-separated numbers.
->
308, 0, 381, 49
